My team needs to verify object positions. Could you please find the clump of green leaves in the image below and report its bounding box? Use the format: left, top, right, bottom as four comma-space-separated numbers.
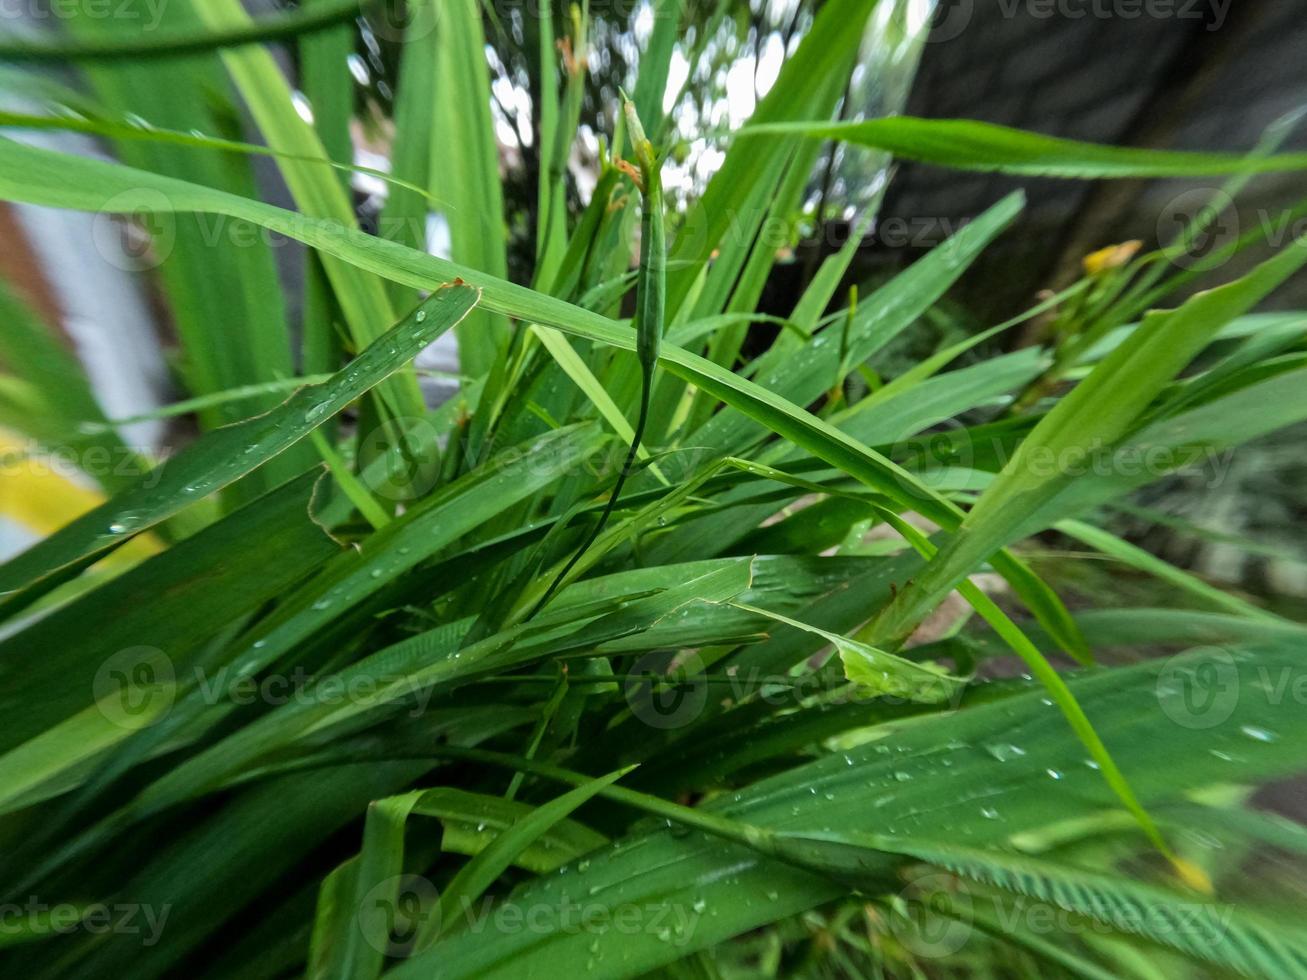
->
0, 2, 1305, 978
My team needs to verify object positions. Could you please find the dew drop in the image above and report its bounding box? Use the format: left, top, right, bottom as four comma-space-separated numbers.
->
1183, 828, 1224, 850
290, 90, 315, 124
984, 743, 1026, 762
1239, 725, 1278, 743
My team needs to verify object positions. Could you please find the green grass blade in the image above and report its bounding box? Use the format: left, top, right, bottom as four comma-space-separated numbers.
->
0, 280, 140, 495
433, 769, 632, 940
196, 0, 420, 417
732, 601, 966, 705
873, 238, 1307, 647
384, 642, 1307, 978
424, 0, 511, 381
0, 285, 477, 598
866, 506, 1169, 858
64, 9, 302, 471
531, 102, 666, 616
307, 428, 391, 531
630, 0, 680, 136
299, 0, 355, 174
747, 117, 1307, 178
530, 324, 659, 472
1056, 519, 1279, 622
665, 0, 878, 316
832, 836, 1307, 977
413, 789, 609, 871
0, 0, 367, 61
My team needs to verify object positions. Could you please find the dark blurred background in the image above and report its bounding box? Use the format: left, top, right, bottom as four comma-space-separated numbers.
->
883, 0, 1307, 316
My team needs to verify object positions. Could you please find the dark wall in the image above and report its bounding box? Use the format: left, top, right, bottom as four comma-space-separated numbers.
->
877, 0, 1307, 317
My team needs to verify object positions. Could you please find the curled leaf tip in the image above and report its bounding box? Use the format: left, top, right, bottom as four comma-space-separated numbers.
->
620, 97, 657, 173
621, 96, 646, 143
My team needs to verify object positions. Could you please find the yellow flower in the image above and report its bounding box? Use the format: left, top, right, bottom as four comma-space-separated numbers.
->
1083, 240, 1143, 276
